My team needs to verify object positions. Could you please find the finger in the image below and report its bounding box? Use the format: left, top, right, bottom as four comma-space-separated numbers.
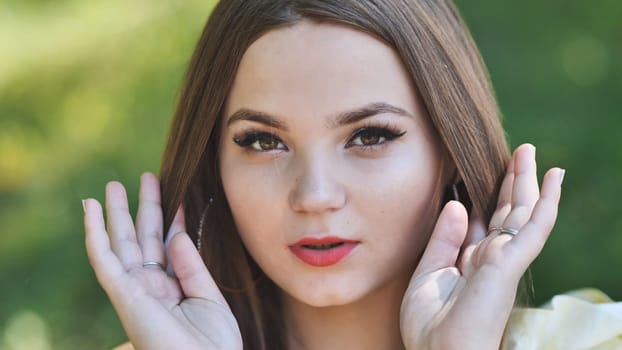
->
164, 205, 187, 276
135, 173, 165, 266
84, 198, 127, 290
106, 182, 142, 269
460, 216, 487, 275
165, 204, 187, 247
413, 201, 469, 277
168, 232, 227, 305
488, 156, 514, 229
465, 215, 487, 246
508, 167, 564, 271
502, 144, 539, 231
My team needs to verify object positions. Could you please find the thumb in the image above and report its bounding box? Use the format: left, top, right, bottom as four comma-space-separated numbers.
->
168, 232, 228, 305
413, 201, 469, 278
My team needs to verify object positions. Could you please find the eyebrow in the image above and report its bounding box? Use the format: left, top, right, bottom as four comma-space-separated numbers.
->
225, 102, 414, 131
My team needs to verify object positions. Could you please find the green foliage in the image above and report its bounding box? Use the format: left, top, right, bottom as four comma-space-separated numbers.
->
0, 1, 619, 348
459, 0, 622, 303
0, 1, 216, 349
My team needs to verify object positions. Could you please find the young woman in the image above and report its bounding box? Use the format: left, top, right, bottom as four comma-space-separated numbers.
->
83, 1, 565, 349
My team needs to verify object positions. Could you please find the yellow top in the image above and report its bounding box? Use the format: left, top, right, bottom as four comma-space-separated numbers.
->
503, 289, 622, 349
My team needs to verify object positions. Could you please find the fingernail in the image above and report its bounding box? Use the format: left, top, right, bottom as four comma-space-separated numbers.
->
82, 199, 87, 213
559, 169, 566, 185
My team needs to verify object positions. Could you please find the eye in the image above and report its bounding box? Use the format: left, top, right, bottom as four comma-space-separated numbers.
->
233, 132, 287, 152
346, 126, 406, 148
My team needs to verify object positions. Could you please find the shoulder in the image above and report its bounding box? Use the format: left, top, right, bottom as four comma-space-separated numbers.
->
113, 342, 134, 350
502, 289, 622, 350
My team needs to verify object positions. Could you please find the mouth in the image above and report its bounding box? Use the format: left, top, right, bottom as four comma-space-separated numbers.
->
289, 236, 359, 267
301, 242, 345, 250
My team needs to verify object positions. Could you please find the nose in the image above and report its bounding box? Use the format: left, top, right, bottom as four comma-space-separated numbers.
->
288, 154, 346, 214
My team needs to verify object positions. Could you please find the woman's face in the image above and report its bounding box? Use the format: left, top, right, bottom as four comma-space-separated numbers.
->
219, 21, 445, 307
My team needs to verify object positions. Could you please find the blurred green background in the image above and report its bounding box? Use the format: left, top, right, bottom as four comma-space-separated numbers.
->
0, 1, 620, 349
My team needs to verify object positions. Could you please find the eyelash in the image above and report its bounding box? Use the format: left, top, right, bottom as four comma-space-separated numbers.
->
346, 124, 406, 150
233, 130, 288, 152
232, 124, 406, 153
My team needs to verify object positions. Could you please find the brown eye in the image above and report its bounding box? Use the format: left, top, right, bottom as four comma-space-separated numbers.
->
257, 137, 280, 150
359, 132, 380, 146
346, 127, 406, 148
233, 132, 287, 152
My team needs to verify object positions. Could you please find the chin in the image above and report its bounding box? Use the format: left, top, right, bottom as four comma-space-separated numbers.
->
294, 292, 359, 308
284, 281, 369, 308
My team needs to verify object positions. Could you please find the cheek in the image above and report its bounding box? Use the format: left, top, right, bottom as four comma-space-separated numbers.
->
351, 149, 442, 262
354, 145, 441, 212
219, 156, 289, 253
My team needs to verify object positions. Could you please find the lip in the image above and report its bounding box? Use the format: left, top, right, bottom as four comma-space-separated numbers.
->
289, 236, 359, 267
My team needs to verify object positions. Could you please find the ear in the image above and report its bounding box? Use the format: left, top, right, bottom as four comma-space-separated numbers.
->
442, 155, 474, 210
440, 152, 460, 189
438, 152, 462, 203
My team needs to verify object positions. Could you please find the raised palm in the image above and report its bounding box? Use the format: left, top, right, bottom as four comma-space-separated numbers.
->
400, 144, 564, 350
83, 173, 242, 350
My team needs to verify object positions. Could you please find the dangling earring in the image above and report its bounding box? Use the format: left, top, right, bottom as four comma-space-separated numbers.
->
452, 183, 460, 202
196, 196, 214, 251
195, 196, 265, 294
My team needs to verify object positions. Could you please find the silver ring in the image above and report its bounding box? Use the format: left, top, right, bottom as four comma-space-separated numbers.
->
500, 227, 519, 236
488, 226, 502, 234
488, 226, 519, 236
142, 261, 164, 269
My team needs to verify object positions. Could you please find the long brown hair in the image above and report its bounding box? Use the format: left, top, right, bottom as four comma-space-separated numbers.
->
159, 1, 510, 349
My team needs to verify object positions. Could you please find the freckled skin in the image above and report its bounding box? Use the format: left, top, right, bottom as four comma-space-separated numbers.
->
219, 21, 445, 307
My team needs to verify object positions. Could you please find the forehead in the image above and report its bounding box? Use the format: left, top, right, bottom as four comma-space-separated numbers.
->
225, 20, 420, 122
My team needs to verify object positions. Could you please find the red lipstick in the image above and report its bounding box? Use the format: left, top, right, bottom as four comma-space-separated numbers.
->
289, 236, 359, 267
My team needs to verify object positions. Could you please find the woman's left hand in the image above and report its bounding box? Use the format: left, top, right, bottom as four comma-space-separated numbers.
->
400, 144, 564, 350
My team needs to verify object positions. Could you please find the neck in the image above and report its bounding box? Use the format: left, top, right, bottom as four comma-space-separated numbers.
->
282, 273, 409, 350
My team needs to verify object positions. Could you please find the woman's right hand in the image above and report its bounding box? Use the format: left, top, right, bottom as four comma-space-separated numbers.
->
83, 173, 242, 350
